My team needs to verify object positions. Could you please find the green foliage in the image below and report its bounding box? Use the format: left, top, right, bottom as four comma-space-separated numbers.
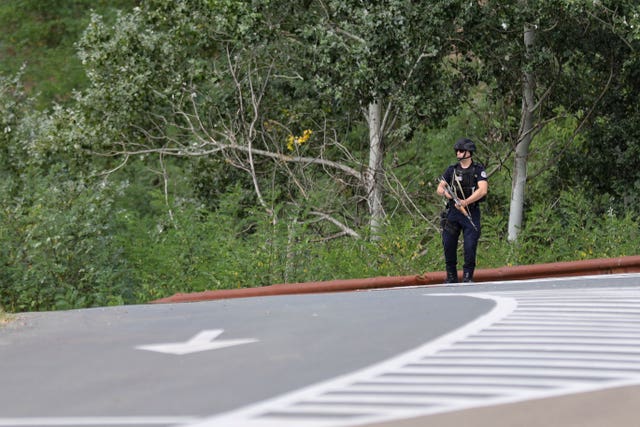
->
117, 186, 266, 300
0, 172, 134, 312
0, 0, 136, 108
559, 49, 640, 214
2, 0, 640, 314
478, 188, 640, 268
0, 68, 133, 312
75, 0, 265, 146
298, 0, 474, 129
116, 196, 446, 301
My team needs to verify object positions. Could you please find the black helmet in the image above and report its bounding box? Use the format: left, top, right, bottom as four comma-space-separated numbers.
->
453, 138, 476, 153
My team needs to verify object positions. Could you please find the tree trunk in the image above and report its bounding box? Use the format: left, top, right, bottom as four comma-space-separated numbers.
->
508, 21, 536, 242
367, 99, 385, 239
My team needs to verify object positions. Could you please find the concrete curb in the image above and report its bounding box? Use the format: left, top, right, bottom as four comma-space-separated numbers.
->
151, 255, 640, 304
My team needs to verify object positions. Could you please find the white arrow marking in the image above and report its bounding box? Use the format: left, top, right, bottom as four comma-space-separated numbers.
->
136, 329, 257, 355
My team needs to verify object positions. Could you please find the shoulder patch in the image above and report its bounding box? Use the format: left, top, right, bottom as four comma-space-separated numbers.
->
481, 171, 487, 179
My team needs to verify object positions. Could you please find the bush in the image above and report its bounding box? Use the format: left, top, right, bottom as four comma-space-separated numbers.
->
0, 172, 134, 312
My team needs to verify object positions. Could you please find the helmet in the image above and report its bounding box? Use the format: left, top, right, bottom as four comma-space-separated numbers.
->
453, 138, 476, 153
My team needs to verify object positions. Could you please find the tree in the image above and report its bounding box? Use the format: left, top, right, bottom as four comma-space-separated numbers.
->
464, 0, 640, 241
75, 0, 476, 240
509, 1, 537, 242
298, 0, 476, 236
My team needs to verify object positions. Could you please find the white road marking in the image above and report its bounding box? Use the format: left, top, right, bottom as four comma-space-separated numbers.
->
3, 282, 639, 427
185, 286, 640, 427
135, 329, 257, 355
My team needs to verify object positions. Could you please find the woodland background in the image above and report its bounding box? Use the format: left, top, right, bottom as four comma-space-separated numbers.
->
1, 0, 639, 313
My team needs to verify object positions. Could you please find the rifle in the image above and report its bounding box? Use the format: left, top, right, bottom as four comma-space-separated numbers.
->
438, 176, 478, 231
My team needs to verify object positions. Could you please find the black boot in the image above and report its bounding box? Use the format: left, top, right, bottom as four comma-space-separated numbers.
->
463, 271, 474, 283
445, 271, 458, 283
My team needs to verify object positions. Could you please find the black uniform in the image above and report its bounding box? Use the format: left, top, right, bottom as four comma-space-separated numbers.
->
441, 161, 487, 282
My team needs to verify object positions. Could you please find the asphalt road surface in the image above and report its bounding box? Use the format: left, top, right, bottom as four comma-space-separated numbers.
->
1, 274, 639, 427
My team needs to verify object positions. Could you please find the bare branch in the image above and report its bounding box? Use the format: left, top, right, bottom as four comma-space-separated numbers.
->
309, 210, 361, 239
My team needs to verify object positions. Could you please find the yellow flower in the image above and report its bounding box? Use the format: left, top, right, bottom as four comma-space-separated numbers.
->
286, 135, 295, 151
287, 129, 313, 151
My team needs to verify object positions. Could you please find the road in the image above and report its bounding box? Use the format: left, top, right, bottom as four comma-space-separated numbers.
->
1, 274, 639, 427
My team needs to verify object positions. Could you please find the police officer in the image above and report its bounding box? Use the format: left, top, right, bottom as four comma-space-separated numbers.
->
436, 138, 488, 283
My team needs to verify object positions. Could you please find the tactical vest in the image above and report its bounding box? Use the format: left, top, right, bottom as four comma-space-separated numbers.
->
451, 162, 485, 202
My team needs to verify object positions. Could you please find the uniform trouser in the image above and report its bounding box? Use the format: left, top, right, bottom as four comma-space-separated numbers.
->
442, 206, 481, 277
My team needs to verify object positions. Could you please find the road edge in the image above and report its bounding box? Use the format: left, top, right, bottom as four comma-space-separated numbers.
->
150, 255, 640, 304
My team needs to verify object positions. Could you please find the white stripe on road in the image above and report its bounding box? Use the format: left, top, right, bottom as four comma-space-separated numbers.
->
185, 286, 640, 427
